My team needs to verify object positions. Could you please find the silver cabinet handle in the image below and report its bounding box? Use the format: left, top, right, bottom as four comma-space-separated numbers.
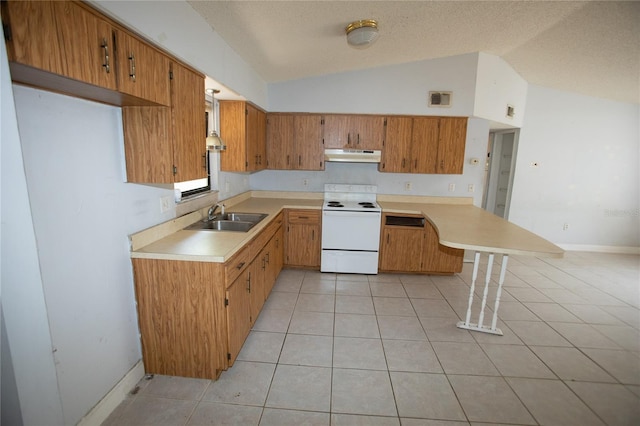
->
128, 53, 136, 82
101, 38, 110, 73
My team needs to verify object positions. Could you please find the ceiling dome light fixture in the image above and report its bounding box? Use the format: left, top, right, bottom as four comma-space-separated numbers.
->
345, 19, 379, 48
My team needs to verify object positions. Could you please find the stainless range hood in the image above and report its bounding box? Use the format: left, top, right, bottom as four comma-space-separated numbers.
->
324, 149, 381, 163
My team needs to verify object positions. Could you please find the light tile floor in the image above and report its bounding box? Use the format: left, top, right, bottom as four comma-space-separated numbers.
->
104, 252, 640, 425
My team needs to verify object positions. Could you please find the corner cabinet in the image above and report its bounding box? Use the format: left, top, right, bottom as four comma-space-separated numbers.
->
219, 101, 267, 172
122, 62, 206, 183
378, 213, 463, 274
266, 113, 324, 170
380, 116, 468, 174
285, 209, 321, 268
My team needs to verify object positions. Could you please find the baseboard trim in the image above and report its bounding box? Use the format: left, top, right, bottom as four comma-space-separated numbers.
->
557, 244, 640, 254
77, 360, 145, 426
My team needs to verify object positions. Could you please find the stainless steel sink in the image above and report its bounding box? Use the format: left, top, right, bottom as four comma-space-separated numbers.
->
216, 212, 268, 223
184, 212, 268, 232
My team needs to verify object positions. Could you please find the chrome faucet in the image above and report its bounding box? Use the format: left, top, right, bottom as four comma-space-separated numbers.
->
207, 203, 225, 221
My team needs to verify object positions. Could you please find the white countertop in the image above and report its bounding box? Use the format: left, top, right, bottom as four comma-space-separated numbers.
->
130, 192, 563, 262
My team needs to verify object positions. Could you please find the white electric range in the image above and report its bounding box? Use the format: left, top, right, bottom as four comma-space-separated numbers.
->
320, 184, 382, 274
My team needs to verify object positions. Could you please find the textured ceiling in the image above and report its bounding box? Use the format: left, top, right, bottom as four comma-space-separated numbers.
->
189, 1, 640, 104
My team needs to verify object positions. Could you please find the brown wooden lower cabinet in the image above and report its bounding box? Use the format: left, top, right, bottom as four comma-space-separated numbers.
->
378, 213, 463, 274
132, 258, 227, 380
132, 215, 285, 378
284, 209, 321, 268
226, 266, 251, 367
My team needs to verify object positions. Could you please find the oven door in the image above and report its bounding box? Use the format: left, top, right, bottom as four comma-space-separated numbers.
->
321, 210, 381, 251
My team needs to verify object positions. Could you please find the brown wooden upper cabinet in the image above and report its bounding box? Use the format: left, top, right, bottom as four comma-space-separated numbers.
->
169, 62, 207, 182
2, 0, 171, 106
219, 101, 267, 172
381, 116, 467, 174
324, 115, 385, 150
122, 62, 206, 183
266, 113, 324, 171
114, 30, 171, 107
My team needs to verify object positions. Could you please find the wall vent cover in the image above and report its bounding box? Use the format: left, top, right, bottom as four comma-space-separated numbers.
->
429, 91, 452, 107
506, 104, 515, 118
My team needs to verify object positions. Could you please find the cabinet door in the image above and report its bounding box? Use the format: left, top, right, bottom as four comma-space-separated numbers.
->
422, 221, 464, 273
437, 117, 467, 174
54, 2, 117, 90
350, 115, 385, 150
380, 116, 413, 173
286, 223, 320, 267
226, 269, 251, 366
115, 30, 171, 106
411, 117, 440, 174
379, 227, 424, 272
249, 258, 266, 326
3, 1, 65, 76
295, 114, 325, 170
323, 115, 350, 148
171, 63, 207, 182
122, 106, 173, 183
219, 101, 247, 172
266, 114, 294, 170
267, 226, 284, 294
246, 105, 266, 171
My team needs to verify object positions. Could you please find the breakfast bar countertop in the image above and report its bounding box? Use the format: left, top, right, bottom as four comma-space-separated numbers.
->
378, 200, 564, 258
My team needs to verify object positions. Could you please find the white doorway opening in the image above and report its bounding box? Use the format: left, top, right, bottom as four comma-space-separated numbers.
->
482, 129, 519, 218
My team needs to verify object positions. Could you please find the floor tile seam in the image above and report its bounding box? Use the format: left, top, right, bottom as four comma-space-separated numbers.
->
439, 369, 473, 424
181, 397, 203, 426
543, 319, 626, 351
574, 346, 636, 386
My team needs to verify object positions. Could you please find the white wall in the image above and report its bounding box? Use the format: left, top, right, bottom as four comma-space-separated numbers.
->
92, 0, 268, 108
10, 84, 179, 424
268, 53, 479, 116
1, 43, 64, 425
474, 53, 528, 128
511, 85, 640, 249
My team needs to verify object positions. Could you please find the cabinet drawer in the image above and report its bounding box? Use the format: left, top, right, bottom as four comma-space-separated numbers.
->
251, 212, 283, 259
225, 245, 252, 287
287, 209, 320, 224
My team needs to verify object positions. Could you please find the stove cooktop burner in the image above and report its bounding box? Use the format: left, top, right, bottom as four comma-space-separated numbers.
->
359, 202, 376, 208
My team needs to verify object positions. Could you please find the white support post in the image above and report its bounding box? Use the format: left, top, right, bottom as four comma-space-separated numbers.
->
462, 251, 481, 326
477, 253, 494, 328
457, 251, 504, 335
490, 254, 509, 331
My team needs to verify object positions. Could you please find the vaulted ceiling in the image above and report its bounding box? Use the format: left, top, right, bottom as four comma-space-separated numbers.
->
189, 1, 639, 104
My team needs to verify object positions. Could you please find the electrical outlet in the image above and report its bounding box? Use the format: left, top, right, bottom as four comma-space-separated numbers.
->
404, 182, 412, 191
448, 183, 456, 192
563, 223, 569, 231
468, 184, 474, 192
303, 179, 309, 187
225, 179, 230, 193
160, 196, 172, 213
